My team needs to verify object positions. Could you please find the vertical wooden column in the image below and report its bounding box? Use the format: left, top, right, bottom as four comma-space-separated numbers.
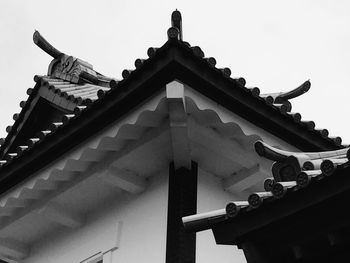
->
241, 242, 271, 263
166, 161, 198, 263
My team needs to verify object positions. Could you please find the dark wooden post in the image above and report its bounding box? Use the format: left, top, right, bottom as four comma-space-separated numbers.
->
241, 242, 271, 263
166, 161, 197, 263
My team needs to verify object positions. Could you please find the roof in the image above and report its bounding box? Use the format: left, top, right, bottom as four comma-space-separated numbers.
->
0, 10, 346, 195
182, 141, 350, 232
36, 76, 111, 105
182, 141, 350, 262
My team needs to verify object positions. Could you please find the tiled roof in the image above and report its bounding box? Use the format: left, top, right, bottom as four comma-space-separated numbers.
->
0, 75, 113, 160
36, 75, 111, 105
0, 10, 346, 194
182, 141, 350, 232
0, 31, 116, 162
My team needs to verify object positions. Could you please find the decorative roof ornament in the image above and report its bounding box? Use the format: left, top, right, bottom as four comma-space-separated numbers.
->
171, 9, 183, 41
260, 80, 311, 111
33, 31, 106, 85
255, 140, 349, 180
255, 140, 348, 164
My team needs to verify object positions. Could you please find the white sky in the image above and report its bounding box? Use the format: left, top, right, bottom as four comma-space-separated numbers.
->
0, 0, 349, 145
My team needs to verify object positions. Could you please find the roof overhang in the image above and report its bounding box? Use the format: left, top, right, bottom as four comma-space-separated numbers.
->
211, 165, 350, 261
0, 40, 341, 196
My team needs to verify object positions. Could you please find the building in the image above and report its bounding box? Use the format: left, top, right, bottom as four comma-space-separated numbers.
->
0, 10, 346, 263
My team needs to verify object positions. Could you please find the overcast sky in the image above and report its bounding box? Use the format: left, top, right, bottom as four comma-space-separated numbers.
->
0, 0, 349, 146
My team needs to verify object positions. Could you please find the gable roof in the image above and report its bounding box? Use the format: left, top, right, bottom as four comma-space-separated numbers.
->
0, 76, 111, 160
0, 10, 345, 195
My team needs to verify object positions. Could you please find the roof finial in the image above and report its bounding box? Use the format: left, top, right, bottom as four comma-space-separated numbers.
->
32, 30, 102, 84
171, 9, 183, 40
33, 31, 63, 59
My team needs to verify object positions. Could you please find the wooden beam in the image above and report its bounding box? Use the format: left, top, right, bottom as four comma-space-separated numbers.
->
0, 238, 28, 261
79, 148, 112, 162
37, 202, 83, 228
223, 160, 271, 193
3, 197, 30, 208
100, 166, 147, 194
117, 124, 147, 139
0, 207, 15, 217
98, 137, 127, 151
31, 178, 59, 190
64, 159, 95, 172
19, 188, 46, 200
166, 80, 191, 169
223, 164, 261, 192
50, 169, 79, 182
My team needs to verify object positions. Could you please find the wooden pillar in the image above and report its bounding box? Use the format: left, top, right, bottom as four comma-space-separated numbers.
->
166, 161, 197, 263
241, 242, 271, 263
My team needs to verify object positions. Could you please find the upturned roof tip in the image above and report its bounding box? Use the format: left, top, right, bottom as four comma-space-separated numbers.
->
171, 10, 183, 41
277, 80, 311, 101
33, 30, 62, 59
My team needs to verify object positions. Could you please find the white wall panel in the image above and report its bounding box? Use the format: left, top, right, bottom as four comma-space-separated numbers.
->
23, 170, 168, 263
196, 168, 247, 263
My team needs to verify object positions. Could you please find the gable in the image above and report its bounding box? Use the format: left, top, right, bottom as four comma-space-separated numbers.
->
0, 33, 344, 196
0, 79, 307, 261
0, 31, 114, 162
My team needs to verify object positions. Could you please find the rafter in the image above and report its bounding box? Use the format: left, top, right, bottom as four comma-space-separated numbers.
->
100, 166, 147, 194
37, 202, 83, 228
64, 159, 95, 172
223, 160, 272, 192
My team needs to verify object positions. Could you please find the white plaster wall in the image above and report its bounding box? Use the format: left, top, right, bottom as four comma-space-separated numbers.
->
196, 168, 247, 263
23, 170, 168, 263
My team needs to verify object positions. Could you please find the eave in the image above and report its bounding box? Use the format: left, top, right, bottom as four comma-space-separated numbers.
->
181, 137, 350, 261
210, 165, 350, 261
0, 39, 343, 196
